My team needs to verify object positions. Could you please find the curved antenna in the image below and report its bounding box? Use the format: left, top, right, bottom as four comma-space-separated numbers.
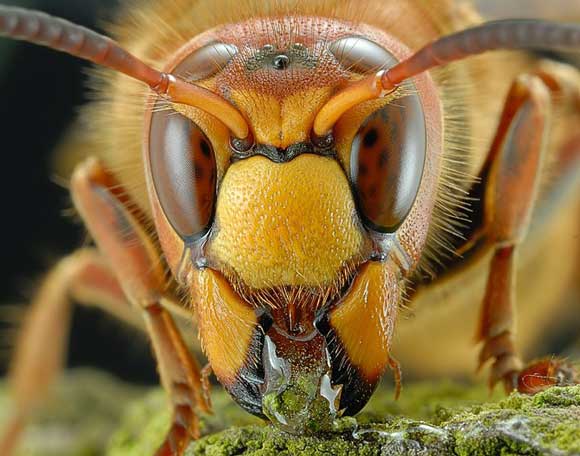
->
314, 19, 580, 136
0, 6, 250, 140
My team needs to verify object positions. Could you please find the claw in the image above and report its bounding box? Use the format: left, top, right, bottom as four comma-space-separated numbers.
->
488, 354, 523, 393
388, 356, 403, 400
478, 332, 517, 369
516, 358, 579, 395
200, 364, 214, 413
478, 331, 523, 393
155, 403, 198, 456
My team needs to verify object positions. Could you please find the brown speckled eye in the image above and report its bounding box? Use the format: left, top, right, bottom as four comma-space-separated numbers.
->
351, 94, 426, 232
146, 41, 237, 240
149, 110, 216, 239
330, 36, 427, 232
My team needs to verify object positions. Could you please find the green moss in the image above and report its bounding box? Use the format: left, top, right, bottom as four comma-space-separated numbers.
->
108, 387, 263, 456
2, 370, 578, 455
107, 391, 170, 456
549, 422, 580, 453
261, 371, 337, 435
106, 381, 579, 456
0, 369, 145, 456
441, 387, 580, 456
361, 379, 504, 424
185, 426, 382, 456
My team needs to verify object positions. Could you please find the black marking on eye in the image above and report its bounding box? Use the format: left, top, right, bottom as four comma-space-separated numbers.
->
149, 108, 217, 240
378, 149, 388, 168
350, 93, 426, 233
363, 129, 378, 148
200, 139, 211, 157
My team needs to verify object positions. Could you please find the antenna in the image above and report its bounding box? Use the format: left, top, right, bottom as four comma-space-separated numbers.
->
314, 19, 580, 136
0, 6, 250, 139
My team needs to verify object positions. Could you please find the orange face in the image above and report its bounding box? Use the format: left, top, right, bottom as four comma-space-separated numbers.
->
144, 16, 442, 429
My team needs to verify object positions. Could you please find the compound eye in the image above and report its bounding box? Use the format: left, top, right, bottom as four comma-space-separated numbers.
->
351, 94, 426, 232
173, 41, 238, 80
329, 36, 398, 73
149, 109, 216, 239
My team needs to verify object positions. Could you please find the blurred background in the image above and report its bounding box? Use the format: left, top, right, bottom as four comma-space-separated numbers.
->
0, 0, 158, 383
0, 0, 578, 384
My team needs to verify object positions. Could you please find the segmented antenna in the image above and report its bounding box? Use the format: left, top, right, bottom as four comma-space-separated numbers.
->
382, 19, 580, 90
314, 19, 580, 136
0, 6, 250, 139
0, 6, 166, 87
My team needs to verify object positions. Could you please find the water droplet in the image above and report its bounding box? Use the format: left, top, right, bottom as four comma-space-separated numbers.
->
195, 257, 209, 269
320, 373, 342, 415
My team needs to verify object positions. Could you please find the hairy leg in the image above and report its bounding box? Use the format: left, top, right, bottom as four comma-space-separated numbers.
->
477, 68, 580, 393
1, 157, 210, 456
0, 248, 137, 456
71, 158, 210, 455
476, 73, 550, 391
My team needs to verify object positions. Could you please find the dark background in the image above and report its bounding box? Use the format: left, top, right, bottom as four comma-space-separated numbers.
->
0, 0, 157, 383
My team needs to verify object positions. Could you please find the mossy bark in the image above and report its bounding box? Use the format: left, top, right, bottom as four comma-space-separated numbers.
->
109, 381, 580, 456
2, 369, 579, 455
